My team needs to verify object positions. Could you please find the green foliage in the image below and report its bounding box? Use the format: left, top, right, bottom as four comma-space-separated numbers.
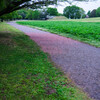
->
39, 9, 48, 20
0, 22, 92, 100
47, 7, 58, 16
0, 8, 49, 21
25, 9, 34, 20
32, 10, 41, 20
90, 9, 96, 17
96, 7, 100, 17
0, 0, 9, 11
87, 10, 91, 17
0, 0, 97, 16
0, 0, 57, 16
26, 9, 41, 20
63, 5, 85, 19
58, 13, 63, 16
17, 9, 27, 19
0, 11, 19, 21
18, 15, 22, 19
17, 21, 100, 47
87, 7, 100, 18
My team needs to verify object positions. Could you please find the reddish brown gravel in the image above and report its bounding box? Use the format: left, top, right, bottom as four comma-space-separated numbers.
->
8, 21, 100, 100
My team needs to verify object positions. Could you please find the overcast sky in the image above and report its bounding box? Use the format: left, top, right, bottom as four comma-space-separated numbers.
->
50, 0, 100, 14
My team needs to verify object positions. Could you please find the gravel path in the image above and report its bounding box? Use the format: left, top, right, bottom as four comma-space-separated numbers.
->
8, 21, 100, 100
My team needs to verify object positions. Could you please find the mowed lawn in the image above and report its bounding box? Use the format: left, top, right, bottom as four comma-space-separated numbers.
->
17, 20, 100, 47
0, 22, 92, 100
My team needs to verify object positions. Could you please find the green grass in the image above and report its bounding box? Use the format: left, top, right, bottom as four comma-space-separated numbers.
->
17, 21, 100, 47
0, 22, 92, 100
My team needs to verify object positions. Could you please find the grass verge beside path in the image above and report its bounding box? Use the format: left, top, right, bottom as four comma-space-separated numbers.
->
0, 22, 92, 100
17, 21, 100, 47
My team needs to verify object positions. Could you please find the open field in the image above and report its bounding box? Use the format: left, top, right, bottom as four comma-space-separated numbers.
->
0, 22, 92, 100
49, 16, 100, 22
17, 21, 100, 47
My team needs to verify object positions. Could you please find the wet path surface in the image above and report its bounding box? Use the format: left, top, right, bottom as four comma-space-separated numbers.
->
8, 21, 100, 100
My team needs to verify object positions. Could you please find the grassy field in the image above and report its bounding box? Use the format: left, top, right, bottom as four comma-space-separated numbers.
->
49, 16, 100, 22
17, 20, 100, 47
0, 22, 92, 100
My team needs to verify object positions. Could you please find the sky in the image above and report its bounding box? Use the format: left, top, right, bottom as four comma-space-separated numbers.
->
50, 0, 100, 14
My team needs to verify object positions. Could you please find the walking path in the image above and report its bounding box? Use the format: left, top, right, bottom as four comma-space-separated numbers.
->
8, 21, 100, 100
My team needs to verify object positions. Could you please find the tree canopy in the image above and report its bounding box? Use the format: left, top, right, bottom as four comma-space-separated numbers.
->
0, 0, 95, 16
96, 7, 100, 17
47, 8, 58, 16
63, 5, 85, 19
90, 9, 96, 17
0, 0, 56, 16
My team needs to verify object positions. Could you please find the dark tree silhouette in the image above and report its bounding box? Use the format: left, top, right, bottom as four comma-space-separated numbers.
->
90, 9, 96, 17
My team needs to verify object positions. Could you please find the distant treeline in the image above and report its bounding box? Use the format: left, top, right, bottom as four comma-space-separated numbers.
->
63, 5, 100, 19
0, 6, 100, 21
87, 7, 100, 18
0, 8, 62, 21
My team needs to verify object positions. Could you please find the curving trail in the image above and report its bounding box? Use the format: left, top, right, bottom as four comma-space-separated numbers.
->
8, 21, 100, 100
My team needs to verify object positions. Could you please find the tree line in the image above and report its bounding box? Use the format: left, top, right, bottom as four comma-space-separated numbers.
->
1, 5, 100, 21
87, 7, 100, 18
0, 0, 96, 17
63, 5, 100, 19
0, 8, 60, 21
0, 0, 57, 16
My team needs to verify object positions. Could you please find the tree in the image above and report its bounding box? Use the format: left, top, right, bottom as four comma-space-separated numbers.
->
63, 5, 85, 19
39, 9, 48, 20
90, 9, 96, 17
0, 11, 19, 21
26, 9, 34, 20
80, 8, 85, 18
18, 15, 23, 19
32, 10, 41, 20
96, 7, 100, 17
0, 0, 57, 16
47, 7, 58, 16
0, 0, 95, 17
87, 10, 91, 17
17, 9, 27, 19
26, 9, 41, 20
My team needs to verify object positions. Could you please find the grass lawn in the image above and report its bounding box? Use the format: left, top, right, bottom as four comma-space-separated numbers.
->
17, 20, 100, 47
0, 22, 92, 100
